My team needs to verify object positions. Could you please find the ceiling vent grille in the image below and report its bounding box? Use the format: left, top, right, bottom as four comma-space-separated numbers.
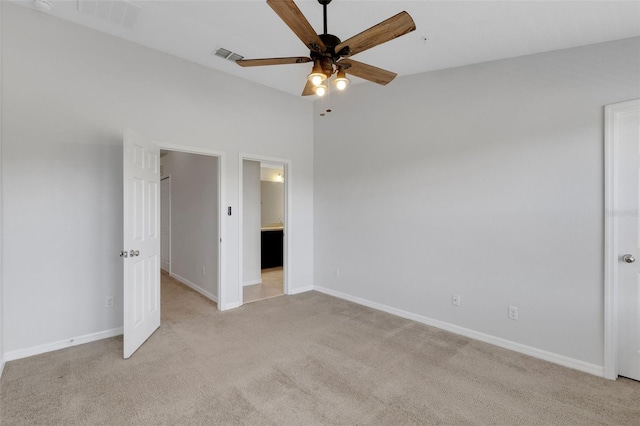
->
77, 0, 142, 31
214, 48, 244, 62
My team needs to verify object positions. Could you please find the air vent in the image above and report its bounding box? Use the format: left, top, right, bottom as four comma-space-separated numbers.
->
78, 0, 142, 31
214, 48, 244, 62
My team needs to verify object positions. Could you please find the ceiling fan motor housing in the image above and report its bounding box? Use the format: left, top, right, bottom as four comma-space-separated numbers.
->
311, 33, 349, 77
315, 33, 343, 56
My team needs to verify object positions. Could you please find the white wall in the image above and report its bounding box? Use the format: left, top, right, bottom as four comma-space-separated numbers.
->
161, 152, 219, 299
261, 181, 284, 226
260, 166, 283, 182
243, 160, 261, 285
314, 37, 640, 369
0, 0, 5, 376
2, 3, 314, 356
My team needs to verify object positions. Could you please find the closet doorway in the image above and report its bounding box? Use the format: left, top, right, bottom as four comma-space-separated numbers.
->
160, 149, 222, 306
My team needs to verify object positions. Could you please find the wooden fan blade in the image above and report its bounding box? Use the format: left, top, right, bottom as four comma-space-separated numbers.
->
267, 0, 326, 52
335, 11, 416, 57
339, 59, 397, 86
302, 80, 315, 96
237, 57, 311, 67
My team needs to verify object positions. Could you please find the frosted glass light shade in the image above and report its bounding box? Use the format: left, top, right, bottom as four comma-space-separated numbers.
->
333, 69, 350, 91
309, 73, 326, 86
314, 84, 328, 97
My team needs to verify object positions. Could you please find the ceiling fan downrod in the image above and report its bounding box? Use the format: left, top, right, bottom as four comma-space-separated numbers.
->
319, 0, 331, 35
324, 3, 327, 34
314, 0, 343, 63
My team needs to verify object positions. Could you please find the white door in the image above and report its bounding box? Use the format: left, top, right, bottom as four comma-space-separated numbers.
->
123, 129, 161, 359
161, 177, 171, 272
612, 100, 640, 380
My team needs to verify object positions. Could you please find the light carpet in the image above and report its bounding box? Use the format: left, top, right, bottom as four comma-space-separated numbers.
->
1, 274, 638, 425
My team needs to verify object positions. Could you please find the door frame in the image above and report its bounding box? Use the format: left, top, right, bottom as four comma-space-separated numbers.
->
157, 142, 226, 311
238, 153, 291, 305
160, 175, 171, 274
603, 99, 640, 380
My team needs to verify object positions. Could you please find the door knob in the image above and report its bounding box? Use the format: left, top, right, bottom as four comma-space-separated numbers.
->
129, 250, 140, 257
622, 254, 636, 263
119, 251, 128, 258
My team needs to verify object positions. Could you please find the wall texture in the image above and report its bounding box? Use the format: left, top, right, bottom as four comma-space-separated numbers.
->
2, 3, 313, 355
161, 152, 219, 299
243, 160, 261, 286
314, 37, 640, 368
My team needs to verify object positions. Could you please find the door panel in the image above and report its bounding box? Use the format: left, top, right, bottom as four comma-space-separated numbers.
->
123, 129, 161, 359
615, 100, 640, 380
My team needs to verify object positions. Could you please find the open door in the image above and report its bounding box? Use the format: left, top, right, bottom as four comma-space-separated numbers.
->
610, 100, 640, 380
122, 129, 161, 358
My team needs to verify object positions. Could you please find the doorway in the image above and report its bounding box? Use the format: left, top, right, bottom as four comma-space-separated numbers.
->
239, 155, 290, 305
159, 150, 221, 305
604, 99, 640, 381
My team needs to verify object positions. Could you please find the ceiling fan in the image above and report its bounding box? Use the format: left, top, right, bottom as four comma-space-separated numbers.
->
236, 0, 416, 97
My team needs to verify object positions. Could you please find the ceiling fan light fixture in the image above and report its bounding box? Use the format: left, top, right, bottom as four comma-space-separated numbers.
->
334, 69, 350, 91
308, 60, 327, 86
238, 0, 416, 97
313, 84, 328, 97
309, 73, 326, 86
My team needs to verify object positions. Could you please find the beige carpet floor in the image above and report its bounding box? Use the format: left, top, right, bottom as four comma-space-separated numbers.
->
243, 267, 284, 304
1, 274, 639, 425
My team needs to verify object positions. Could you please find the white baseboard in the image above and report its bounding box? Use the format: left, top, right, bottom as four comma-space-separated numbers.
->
288, 285, 314, 295
314, 286, 604, 378
4, 327, 123, 362
243, 279, 262, 287
0, 357, 5, 378
170, 273, 218, 303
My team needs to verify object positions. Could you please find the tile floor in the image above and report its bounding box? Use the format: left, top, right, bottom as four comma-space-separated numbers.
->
243, 267, 283, 303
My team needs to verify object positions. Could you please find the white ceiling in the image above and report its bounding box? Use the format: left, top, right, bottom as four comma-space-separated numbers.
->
13, 0, 640, 98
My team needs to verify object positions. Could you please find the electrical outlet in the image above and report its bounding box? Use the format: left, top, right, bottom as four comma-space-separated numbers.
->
452, 294, 461, 306
508, 305, 519, 320
334, 268, 340, 278
202, 266, 206, 276
105, 296, 113, 308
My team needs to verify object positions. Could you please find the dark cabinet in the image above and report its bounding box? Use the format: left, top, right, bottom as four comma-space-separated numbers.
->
261, 230, 283, 269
